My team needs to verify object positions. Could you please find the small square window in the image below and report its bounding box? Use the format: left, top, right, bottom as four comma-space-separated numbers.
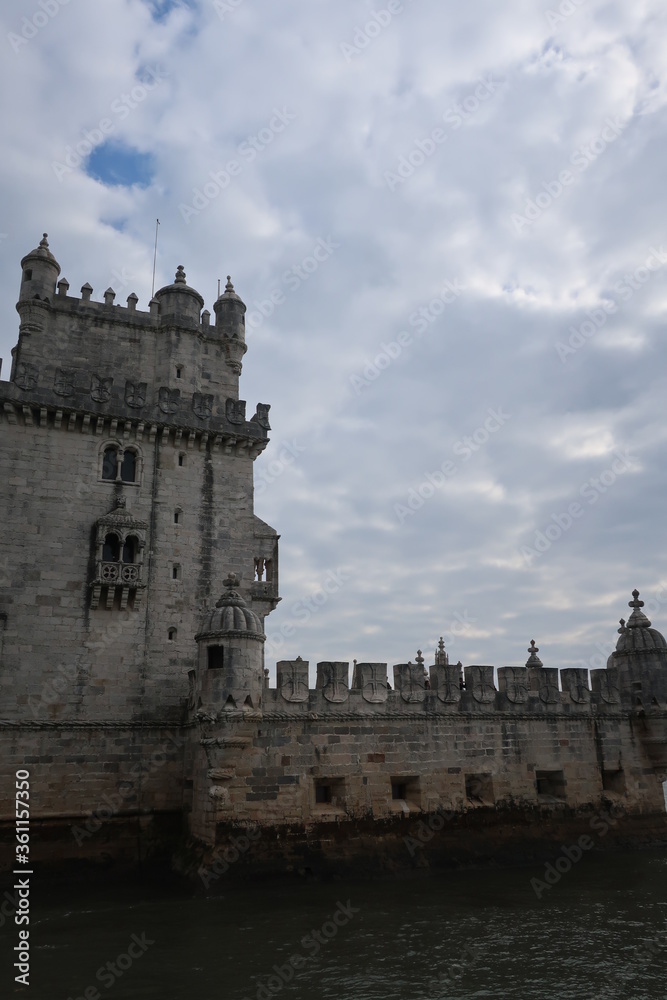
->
602, 769, 626, 794
465, 773, 495, 805
536, 769, 567, 802
314, 778, 345, 809
391, 776, 421, 808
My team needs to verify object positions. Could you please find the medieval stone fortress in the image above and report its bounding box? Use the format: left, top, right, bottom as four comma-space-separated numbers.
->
1, 235, 666, 874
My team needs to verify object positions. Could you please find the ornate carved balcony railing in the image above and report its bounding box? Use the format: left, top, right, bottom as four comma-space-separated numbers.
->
90, 560, 145, 610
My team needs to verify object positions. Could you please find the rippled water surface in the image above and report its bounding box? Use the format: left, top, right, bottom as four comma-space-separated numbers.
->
2, 851, 667, 999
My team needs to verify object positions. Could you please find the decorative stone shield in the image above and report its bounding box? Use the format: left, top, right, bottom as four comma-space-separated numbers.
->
226, 399, 246, 425
192, 393, 213, 419
158, 387, 180, 414
429, 663, 461, 703
356, 663, 387, 704
253, 403, 271, 430
277, 659, 309, 703
538, 668, 560, 704
91, 374, 112, 403
562, 668, 591, 704
393, 663, 425, 703
499, 667, 528, 704
54, 368, 76, 396
592, 668, 621, 705
14, 363, 38, 391
125, 380, 147, 408
465, 665, 496, 704
316, 662, 349, 703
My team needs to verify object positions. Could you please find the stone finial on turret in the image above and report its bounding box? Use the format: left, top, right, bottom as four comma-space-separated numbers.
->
526, 640, 543, 667
435, 637, 449, 666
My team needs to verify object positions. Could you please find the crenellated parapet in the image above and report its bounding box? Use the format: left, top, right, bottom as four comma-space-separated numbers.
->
254, 657, 631, 718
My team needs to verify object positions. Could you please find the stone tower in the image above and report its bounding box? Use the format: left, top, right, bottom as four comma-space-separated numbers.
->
0, 235, 279, 849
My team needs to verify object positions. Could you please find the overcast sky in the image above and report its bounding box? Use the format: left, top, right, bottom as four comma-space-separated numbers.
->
2, 0, 667, 678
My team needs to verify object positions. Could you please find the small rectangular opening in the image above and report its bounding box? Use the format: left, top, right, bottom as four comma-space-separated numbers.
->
465, 773, 495, 805
602, 769, 626, 794
172, 564, 180, 580
178, 454, 185, 467
536, 769, 567, 802
207, 646, 224, 670
391, 776, 421, 808
314, 778, 345, 809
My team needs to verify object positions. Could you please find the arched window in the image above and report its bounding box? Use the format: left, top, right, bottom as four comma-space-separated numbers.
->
168, 628, 177, 641
122, 535, 138, 564
102, 533, 120, 562
120, 450, 136, 483
102, 446, 118, 481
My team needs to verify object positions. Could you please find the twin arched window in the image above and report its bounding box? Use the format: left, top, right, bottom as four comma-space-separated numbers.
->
102, 533, 139, 563
102, 446, 138, 484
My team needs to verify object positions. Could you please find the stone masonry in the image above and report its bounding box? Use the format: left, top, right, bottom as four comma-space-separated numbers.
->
1, 236, 666, 876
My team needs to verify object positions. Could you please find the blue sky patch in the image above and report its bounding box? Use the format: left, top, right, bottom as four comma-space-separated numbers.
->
85, 142, 154, 189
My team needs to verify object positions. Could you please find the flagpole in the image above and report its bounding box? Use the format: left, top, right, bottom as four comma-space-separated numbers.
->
151, 219, 160, 298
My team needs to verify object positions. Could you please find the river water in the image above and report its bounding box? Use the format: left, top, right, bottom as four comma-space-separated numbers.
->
2, 850, 666, 999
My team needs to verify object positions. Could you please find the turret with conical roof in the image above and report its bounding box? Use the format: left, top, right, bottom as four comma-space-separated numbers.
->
19, 234, 61, 303
213, 276, 247, 375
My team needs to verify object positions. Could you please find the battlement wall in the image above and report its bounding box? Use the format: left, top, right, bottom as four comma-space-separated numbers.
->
256, 659, 658, 716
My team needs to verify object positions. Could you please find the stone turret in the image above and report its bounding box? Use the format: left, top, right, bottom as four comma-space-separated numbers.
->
154, 264, 204, 328
18, 233, 61, 303
213, 277, 247, 375
194, 573, 266, 713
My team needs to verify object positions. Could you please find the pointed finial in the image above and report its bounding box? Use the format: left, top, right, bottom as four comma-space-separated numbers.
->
630, 589, 643, 609
223, 572, 240, 589
526, 639, 543, 667
174, 265, 186, 284
225, 275, 234, 293
618, 618, 626, 634
416, 650, 424, 667
435, 637, 449, 665
39, 233, 49, 248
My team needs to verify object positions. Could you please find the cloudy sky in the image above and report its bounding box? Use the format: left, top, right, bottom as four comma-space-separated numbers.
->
2, 0, 667, 677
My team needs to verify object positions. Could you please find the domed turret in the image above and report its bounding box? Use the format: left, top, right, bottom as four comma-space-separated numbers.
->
213, 276, 247, 375
194, 573, 265, 713
608, 591, 667, 665
19, 234, 61, 303
154, 265, 204, 327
